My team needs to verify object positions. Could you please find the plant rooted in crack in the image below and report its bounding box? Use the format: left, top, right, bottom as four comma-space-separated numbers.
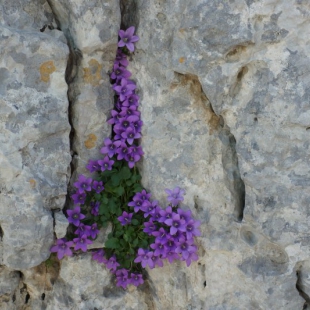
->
50, 27, 201, 289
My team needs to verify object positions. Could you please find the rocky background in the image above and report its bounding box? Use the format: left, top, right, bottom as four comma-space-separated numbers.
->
0, 0, 309, 309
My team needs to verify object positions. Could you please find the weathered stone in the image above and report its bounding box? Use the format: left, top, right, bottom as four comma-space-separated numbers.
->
54, 212, 69, 239
0, 14, 70, 270
0, 0, 310, 309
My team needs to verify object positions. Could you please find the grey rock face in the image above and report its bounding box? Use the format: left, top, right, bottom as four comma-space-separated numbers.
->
0, 0, 309, 309
0, 8, 70, 271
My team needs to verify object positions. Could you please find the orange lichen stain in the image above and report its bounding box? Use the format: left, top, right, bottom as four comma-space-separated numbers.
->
40, 61, 56, 82
84, 134, 97, 149
179, 57, 186, 63
29, 179, 36, 189
83, 59, 102, 86
179, 28, 185, 34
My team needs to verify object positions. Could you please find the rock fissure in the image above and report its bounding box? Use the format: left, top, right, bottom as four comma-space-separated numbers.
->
172, 72, 246, 222
46, 0, 82, 216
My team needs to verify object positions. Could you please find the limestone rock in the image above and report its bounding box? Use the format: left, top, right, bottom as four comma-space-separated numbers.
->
0, 0, 310, 309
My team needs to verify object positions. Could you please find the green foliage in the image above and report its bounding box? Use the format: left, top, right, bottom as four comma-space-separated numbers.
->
87, 158, 151, 272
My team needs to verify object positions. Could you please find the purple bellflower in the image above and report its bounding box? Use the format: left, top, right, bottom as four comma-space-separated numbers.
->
73, 235, 93, 252
134, 248, 154, 268
92, 249, 107, 264
86, 159, 101, 173
114, 78, 136, 101
130, 273, 144, 286
110, 64, 131, 81
165, 213, 186, 235
115, 50, 129, 67
106, 255, 120, 272
74, 175, 92, 193
90, 201, 100, 216
100, 138, 122, 158
118, 26, 139, 52
92, 180, 104, 193
74, 223, 91, 238
67, 206, 85, 227
98, 156, 114, 171
50, 238, 74, 260
165, 187, 185, 206
71, 191, 86, 205
118, 211, 133, 226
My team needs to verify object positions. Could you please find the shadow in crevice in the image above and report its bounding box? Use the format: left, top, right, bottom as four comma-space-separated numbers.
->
296, 262, 310, 309
120, 0, 140, 30
219, 117, 245, 222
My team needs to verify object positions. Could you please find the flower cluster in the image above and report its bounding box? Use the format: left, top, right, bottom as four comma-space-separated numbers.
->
132, 188, 200, 268
50, 26, 201, 290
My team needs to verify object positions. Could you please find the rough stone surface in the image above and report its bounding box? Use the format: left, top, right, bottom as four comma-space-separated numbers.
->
0, 0, 310, 309
0, 0, 70, 272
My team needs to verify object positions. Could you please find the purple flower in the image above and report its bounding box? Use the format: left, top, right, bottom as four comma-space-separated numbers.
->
89, 223, 100, 239
116, 269, 130, 289
141, 200, 158, 218
115, 50, 129, 67
150, 241, 166, 257
163, 251, 180, 264
86, 160, 101, 173
90, 201, 100, 216
114, 78, 136, 101
158, 206, 173, 223
50, 238, 74, 260
116, 141, 129, 160
128, 196, 144, 212
181, 248, 198, 267
73, 235, 93, 252
120, 105, 140, 117
118, 26, 139, 52
92, 249, 107, 264
128, 145, 144, 157
117, 211, 133, 226
185, 219, 201, 239
114, 116, 137, 133
125, 150, 141, 168
100, 138, 122, 158
71, 191, 86, 205
121, 126, 141, 145
150, 255, 163, 269
152, 227, 169, 244
134, 248, 154, 268
74, 223, 91, 237
164, 237, 177, 252
165, 187, 185, 206
143, 220, 157, 235
177, 208, 192, 223
98, 156, 114, 171
106, 255, 120, 272
92, 180, 104, 193
150, 206, 162, 222
165, 213, 186, 235
129, 273, 144, 286
111, 64, 131, 81
122, 93, 139, 107
73, 175, 92, 193
175, 236, 196, 260
67, 206, 86, 227
107, 109, 122, 125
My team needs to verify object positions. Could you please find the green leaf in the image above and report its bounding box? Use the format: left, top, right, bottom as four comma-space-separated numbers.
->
133, 183, 143, 192
99, 203, 109, 216
105, 237, 120, 249
111, 173, 121, 186
132, 238, 139, 247
113, 186, 124, 197
131, 219, 139, 226
119, 166, 131, 180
